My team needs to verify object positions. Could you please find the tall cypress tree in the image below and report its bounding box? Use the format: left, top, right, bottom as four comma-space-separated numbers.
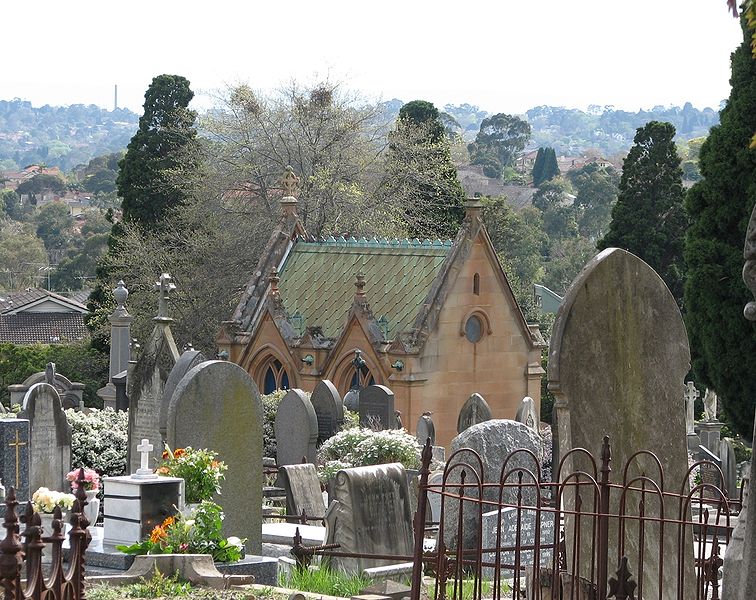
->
532, 148, 545, 186
684, 15, 756, 439
541, 148, 560, 183
598, 121, 687, 304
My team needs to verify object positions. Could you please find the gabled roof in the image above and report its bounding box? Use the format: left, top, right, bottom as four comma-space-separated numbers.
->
0, 288, 89, 315
0, 313, 89, 344
278, 238, 452, 339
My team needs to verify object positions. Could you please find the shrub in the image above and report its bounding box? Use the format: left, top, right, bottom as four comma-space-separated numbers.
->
261, 390, 286, 458
67, 408, 128, 477
157, 446, 227, 503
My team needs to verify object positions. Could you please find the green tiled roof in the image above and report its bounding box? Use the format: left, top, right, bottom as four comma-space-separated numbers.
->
278, 237, 452, 339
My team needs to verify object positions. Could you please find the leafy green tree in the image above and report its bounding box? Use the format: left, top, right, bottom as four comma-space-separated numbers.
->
532, 148, 545, 186
34, 202, 73, 261
532, 178, 577, 239
51, 210, 110, 291
598, 121, 687, 304
117, 74, 199, 227
382, 100, 465, 238
468, 113, 531, 176
16, 174, 66, 206
0, 223, 48, 290
533, 147, 559, 186
568, 162, 619, 239
684, 15, 756, 439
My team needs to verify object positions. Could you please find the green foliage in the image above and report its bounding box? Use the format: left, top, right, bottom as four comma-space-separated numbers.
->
399, 100, 445, 143
16, 174, 66, 205
684, 15, 756, 440
261, 390, 287, 458
0, 222, 48, 290
0, 342, 108, 408
468, 113, 531, 170
34, 202, 73, 259
598, 121, 687, 304
67, 408, 128, 477
117, 74, 199, 227
125, 571, 192, 598
280, 567, 374, 597
158, 446, 227, 503
533, 147, 559, 186
568, 162, 619, 239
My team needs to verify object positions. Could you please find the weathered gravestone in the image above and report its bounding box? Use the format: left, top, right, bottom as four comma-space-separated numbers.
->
720, 438, 738, 499
167, 360, 263, 553
359, 385, 395, 430
416, 412, 435, 446
445, 419, 541, 550
324, 463, 414, 573
0, 419, 30, 503
457, 393, 492, 434
515, 396, 540, 434
20, 383, 71, 493
279, 463, 326, 519
12, 365, 85, 410
275, 389, 318, 466
310, 380, 343, 446
159, 350, 206, 440
548, 248, 694, 599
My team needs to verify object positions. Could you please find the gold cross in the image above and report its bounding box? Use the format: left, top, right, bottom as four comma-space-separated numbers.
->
8, 430, 26, 489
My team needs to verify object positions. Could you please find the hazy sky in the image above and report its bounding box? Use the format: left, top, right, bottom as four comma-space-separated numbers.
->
1, 0, 744, 115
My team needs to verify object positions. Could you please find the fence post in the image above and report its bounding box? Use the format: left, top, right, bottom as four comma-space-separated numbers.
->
597, 436, 612, 600
410, 438, 433, 600
0, 488, 22, 600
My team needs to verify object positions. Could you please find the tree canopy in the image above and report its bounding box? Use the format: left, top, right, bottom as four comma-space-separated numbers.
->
598, 121, 687, 304
468, 113, 531, 178
684, 14, 756, 439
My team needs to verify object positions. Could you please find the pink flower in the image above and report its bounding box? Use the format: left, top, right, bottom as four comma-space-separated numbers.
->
66, 468, 100, 491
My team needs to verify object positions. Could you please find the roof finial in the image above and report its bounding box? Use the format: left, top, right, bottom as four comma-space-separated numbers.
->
354, 272, 366, 298
464, 197, 483, 219
269, 266, 280, 296
153, 273, 175, 320
280, 166, 300, 216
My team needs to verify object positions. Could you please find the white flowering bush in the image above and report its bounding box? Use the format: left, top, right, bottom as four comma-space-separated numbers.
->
32, 487, 75, 514
66, 407, 128, 477
317, 427, 421, 481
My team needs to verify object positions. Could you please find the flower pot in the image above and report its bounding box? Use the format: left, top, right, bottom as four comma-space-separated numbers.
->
84, 489, 100, 526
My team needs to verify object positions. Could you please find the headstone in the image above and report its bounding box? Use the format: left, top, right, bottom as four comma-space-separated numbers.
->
344, 389, 359, 412
481, 506, 556, 577
19, 383, 71, 494
279, 463, 326, 519
697, 445, 723, 493
274, 389, 318, 466
515, 396, 540, 433
703, 388, 718, 421
113, 370, 129, 412
358, 385, 394, 430
720, 438, 738, 499
159, 350, 206, 440
548, 248, 694, 600
416, 412, 435, 446
445, 419, 541, 550
324, 463, 414, 573
427, 471, 444, 526
167, 360, 263, 553
0, 419, 30, 502
456, 393, 492, 433
310, 380, 344, 445
10, 370, 85, 410
698, 421, 724, 457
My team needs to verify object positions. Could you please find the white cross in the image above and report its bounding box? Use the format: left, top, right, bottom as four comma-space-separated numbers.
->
137, 438, 153, 471
684, 381, 699, 435
685, 381, 700, 404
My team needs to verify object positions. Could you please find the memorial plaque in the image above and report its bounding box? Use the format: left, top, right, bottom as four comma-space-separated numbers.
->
482, 507, 556, 577
0, 419, 30, 502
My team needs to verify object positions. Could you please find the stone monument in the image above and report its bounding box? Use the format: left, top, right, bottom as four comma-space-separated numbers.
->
684, 381, 701, 451
416, 411, 435, 446
10, 366, 85, 411
457, 392, 492, 433
274, 389, 318, 466
358, 385, 395, 430
97, 280, 133, 410
0, 419, 30, 503
548, 248, 694, 599
310, 380, 344, 445
159, 349, 207, 440
515, 396, 540, 434
698, 388, 724, 457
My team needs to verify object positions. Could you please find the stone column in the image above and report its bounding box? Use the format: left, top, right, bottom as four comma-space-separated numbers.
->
97, 281, 132, 410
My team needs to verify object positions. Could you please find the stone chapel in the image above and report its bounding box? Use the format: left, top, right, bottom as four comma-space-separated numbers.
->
217, 184, 546, 447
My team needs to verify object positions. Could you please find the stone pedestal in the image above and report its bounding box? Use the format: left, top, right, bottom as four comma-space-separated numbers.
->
103, 475, 183, 545
96, 383, 117, 411
687, 432, 701, 452
698, 421, 723, 457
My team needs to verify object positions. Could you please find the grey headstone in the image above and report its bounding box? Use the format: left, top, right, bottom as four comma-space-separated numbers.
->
481, 506, 555, 578
427, 471, 444, 526
159, 350, 206, 439
310, 380, 344, 445
167, 360, 263, 553
20, 383, 71, 493
344, 389, 359, 413
457, 393, 492, 433
0, 419, 30, 502
279, 463, 326, 519
548, 248, 694, 600
324, 463, 414, 573
358, 385, 394, 430
515, 396, 540, 434
416, 413, 435, 446
445, 419, 541, 550
720, 438, 738, 500
698, 421, 723, 457
275, 389, 318, 466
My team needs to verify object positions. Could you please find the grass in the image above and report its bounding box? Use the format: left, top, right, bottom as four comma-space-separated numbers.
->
427, 579, 499, 600
279, 566, 374, 597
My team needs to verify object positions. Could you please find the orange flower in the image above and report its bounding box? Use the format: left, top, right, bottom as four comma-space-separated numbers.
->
156, 466, 170, 475
173, 448, 186, 458
162, 450, 169, 459
150, 525, 166, 543
161, 516, 175, 528
211, 461, 220, 469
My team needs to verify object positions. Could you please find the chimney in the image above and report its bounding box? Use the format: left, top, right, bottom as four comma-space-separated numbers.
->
464, 197, 483, 219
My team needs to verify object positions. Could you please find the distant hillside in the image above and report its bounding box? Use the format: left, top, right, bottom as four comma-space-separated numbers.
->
0, 100, 139, 171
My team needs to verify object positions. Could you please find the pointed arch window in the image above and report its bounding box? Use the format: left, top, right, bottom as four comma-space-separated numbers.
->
262, 357, 290, 394
473, 273, 480, 295
349, 363, 375, 390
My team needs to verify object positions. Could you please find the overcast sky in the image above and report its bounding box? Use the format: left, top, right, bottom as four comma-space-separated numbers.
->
1, 0, 744, 115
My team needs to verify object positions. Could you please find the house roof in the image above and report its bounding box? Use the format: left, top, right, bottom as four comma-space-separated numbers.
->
278, 238, 452, 339
0, 312, 89, 344
0, 288, 89, 315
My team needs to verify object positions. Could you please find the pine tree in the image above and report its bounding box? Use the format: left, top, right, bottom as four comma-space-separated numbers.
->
597, 121, 687, 304
684, 15, 756, 439
532, 148, 545, 186
117, 74, 199, 227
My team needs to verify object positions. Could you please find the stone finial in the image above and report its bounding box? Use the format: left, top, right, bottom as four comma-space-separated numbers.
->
153, 273, 176, 319
354, 272, 366, 298
464, 197, 483, 218
269, 267, 280, 296
281, 166, 300, 198
45, 362, 56, 385
114, 280, 128, 309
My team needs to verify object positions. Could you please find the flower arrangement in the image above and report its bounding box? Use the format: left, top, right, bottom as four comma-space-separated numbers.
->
156, 446, 227, 504
66, 467, 100, 491
116, 501, 245, 563
32, 487, 76, 514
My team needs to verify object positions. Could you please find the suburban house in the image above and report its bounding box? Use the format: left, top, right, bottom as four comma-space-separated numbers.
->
218, 189, 546, 447
0, 288, 89, 345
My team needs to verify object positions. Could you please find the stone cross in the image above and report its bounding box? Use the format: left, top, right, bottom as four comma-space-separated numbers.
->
153, 273, 176, 319
133, 438, 157, 479
281, 165, 300, 197
45, 362, 56, 385
685, 381, 699, 435
8, 429, 26, 489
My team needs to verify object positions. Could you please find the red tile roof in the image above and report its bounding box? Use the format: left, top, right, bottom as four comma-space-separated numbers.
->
0, 313, 89, 344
